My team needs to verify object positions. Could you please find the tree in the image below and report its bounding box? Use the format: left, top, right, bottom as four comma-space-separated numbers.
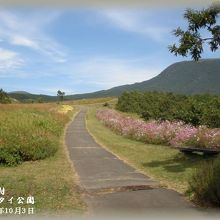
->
169, 4, 220, 61
57, 90, 65, 102
0, 89, 11, 104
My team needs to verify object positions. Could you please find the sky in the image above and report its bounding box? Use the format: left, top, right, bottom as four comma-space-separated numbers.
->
0, 6, 219, 95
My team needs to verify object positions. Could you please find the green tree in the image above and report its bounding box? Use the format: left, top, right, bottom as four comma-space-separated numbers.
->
169, 4, 220, 61
0, 89, 11, 104
57, 90, 65, 102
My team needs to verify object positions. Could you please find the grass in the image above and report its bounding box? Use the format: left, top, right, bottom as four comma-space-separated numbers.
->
0, 106, 64, 165
66, 97, 117, 106
0, 103, 86, 214
58, 104, 74, 114
86, 107, 213, 194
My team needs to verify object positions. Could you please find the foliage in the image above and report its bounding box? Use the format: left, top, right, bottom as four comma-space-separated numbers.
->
94, 107, 220, 207
169, 4, 220, 60
0, 89, 11, 104
117, 91, 220, 128
0, 104, 86, 213
189, 158, 220, 206
57, 90, 65, 101
96, 109, 220, 149
0, 104, 69, 166
9, 92, 59, 103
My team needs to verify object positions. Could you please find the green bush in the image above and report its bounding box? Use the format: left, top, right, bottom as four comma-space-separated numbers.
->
0, 146, 22, 166
0, 88, 11, 104
189, 158, 220, 206
201, 97, 220, 128
117, 91, 220, 127
0, 107, 68, 166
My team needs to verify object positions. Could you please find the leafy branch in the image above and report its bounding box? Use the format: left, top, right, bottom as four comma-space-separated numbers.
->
169, 4, 220, 61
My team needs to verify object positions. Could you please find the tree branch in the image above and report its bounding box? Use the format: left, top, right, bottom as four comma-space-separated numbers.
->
202, 37, 214, 41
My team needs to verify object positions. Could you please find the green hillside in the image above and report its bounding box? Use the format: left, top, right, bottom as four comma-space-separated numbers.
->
8, 58, 220, 102
66, 58, 220, 98
134, 58, 220, 94
9, 92, 58, 102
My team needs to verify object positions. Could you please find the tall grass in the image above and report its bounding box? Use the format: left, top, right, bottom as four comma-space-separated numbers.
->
0, 104, 69, 166
189, 158, 220, 207
0, 103, 86, 213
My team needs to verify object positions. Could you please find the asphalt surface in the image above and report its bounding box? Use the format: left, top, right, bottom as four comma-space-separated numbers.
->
65, 109, 201, 215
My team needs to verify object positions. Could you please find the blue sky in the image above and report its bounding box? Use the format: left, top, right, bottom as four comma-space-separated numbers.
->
0, 6, 219, 95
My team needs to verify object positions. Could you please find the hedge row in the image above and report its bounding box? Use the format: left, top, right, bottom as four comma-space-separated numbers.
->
117, 91, 220, 128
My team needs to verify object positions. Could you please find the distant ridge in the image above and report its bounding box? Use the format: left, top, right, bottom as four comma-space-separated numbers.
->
9, 58, 220, 102
9, 92, 57, 102
9, 91, 31, 95
65, 58, 220, 98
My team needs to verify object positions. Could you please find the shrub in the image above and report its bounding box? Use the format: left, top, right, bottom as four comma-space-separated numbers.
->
201, 97, 220, 128
0, 88, 11, 104
189, 158, 220, 206
117, 91, 220, 128
0, 146, 22, 166
0, 105, 69, 166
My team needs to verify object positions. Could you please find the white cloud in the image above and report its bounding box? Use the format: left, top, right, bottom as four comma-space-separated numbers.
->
99, 10, 170, 42
0, 48, 24, 71
11, 35, 39, 49
66, 56, 162, 89
0, 9, 170, 94
22, 56, 162, 94
0, 10, 67, 63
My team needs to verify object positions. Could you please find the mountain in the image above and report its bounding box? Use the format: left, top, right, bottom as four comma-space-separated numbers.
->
9, 91, 31, 95
8, 58, 220, 102
65, 58, 220, 98
9, 92, 58, 102
131, 58, 220, 95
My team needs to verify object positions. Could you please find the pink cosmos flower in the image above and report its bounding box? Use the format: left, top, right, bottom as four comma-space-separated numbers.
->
96, 109, 220, 149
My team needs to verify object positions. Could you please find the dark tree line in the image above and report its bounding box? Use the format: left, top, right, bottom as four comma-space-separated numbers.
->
117, 91, 220, 128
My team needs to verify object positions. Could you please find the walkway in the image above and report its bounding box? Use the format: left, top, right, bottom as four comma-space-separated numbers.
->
66, 109, 199, 215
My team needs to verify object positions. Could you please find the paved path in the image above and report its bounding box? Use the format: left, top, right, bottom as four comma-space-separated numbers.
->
66, 109, 200, 215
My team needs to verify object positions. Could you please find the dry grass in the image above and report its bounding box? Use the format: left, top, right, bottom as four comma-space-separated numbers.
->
65, 97, 117, 106
58, 105, 74, 114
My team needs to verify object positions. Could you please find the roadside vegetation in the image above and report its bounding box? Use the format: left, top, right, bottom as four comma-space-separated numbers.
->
0, 104, 68, 166
96, 109, 220, 149
0, 103, 86, 213
117, 91, 220, 128
1, 94, 220, 209
189, 158, 220, 207
87, 92, 220, 207
87, 107, 205, 193
68, 97, 117, 106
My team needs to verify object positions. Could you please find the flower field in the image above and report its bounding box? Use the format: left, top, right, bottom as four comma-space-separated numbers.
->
96, 109, 220, 149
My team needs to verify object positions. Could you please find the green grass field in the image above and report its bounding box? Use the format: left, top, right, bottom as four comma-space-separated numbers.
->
0, 103, 86, 214
86, 107, 213, 194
